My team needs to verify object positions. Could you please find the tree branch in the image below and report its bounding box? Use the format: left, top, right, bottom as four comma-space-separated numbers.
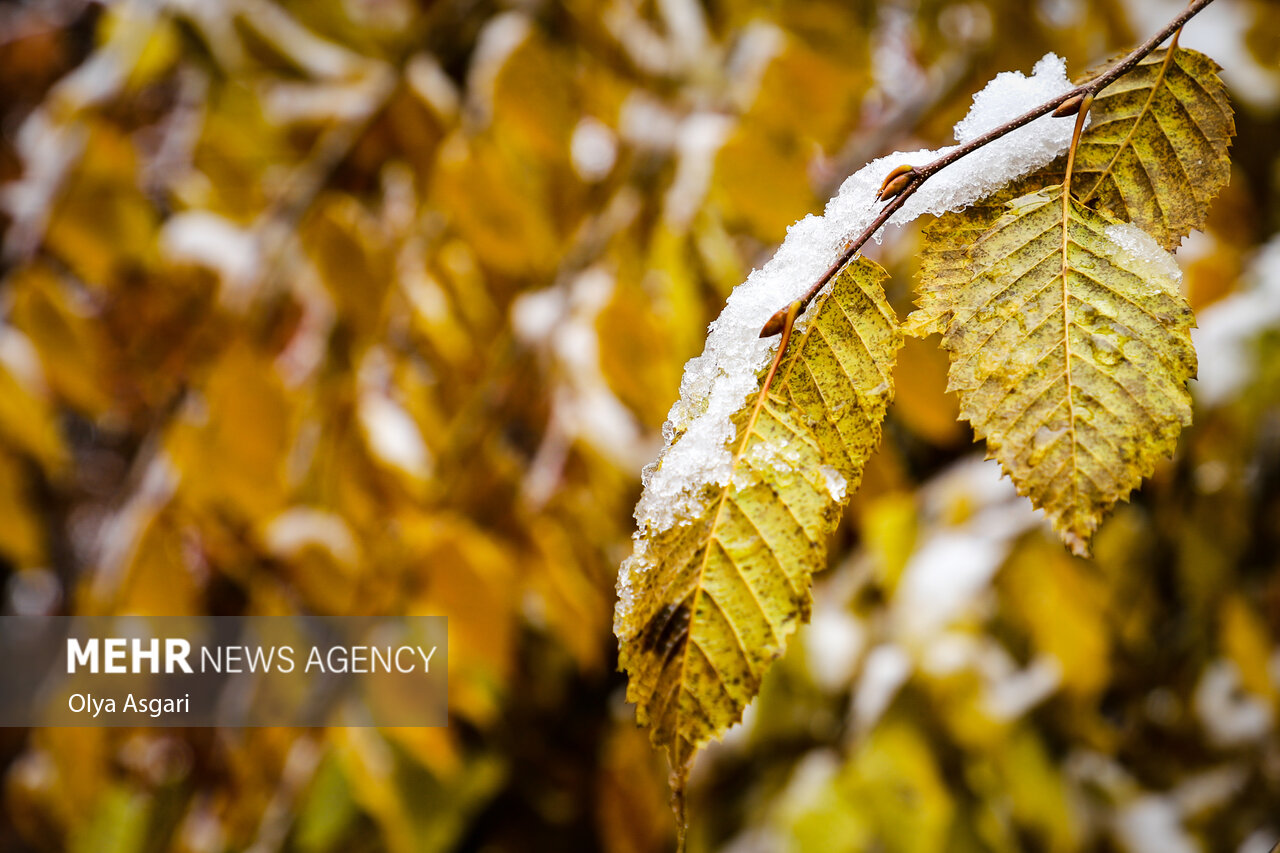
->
760, 0, 1219, 338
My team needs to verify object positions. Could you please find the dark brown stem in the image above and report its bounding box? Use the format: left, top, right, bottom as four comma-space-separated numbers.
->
760, 0, 1219, 337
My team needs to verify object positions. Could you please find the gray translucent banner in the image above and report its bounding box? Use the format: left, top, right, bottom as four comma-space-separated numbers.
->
0, 615, 447, 727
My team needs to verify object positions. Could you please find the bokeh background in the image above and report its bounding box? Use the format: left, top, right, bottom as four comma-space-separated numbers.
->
1, 0, 1279, 851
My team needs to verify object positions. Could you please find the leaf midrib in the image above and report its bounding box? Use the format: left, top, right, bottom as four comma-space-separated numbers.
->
660, 384, 779, 747
1059, 188, 1083, 529
1079, 47, 1181, 205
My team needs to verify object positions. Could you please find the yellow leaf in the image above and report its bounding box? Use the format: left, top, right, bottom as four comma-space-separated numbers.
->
929, 185, 1196, 555
595, 721, 676, 853
1220, 594, 1276, 701
430, 134, 563, 277
401, 514, 518, 726
908, 179, 1051, 340
166, 341, 291, 521
891, 334, 966, 445
1074, 48, 1235, 250
0, 337, 67, 475
525, 520, 609, 671
972, 727, 1077, 852
616, 258, 900, 774
712, 127, 816, 242
744, 35, 864, 149
9, 263, 115, 417
489, 29, 577, 164
114, 511, 202, 615
302, 195, 393, 341
862, 493, 918, 595
597, 269, 697, 429
776, 256, 902, 483
43, 124, 156, 287
999, 536, 1110, 698
333, 728, 505, 853
839, 719, 955, 853
0, 450, 45, 567
382, 727, 461, 779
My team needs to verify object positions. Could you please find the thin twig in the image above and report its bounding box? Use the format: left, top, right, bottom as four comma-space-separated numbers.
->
760, 0, 1219, 337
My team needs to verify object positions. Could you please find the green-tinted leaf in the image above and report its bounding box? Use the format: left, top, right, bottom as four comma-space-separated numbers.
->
777, 256, 902, 483
620, 394, 837, 773
616, 258, 901, 774
1074, 47, 1235, 249
907, 178, 1054, 339
788, 719, 955, 853
936, 185, 1196, 555
913, 47, 1234, 334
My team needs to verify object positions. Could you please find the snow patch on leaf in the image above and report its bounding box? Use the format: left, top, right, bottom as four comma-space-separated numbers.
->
1104, 222, 1185, 293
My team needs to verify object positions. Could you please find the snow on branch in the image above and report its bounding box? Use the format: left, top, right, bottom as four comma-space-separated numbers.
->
618, 54, 1078, 626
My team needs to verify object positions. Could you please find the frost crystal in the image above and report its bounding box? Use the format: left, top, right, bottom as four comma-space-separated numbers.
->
616, 54, 1077, 629
820, 466, 847, 502
1104, 222, 1184, 291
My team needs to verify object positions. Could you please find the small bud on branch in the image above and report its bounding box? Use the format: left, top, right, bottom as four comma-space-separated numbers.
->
1052, 93, 1088, 117
759, 306, 791, 338
756, 0, 1218, 339
876, 164, 917, 201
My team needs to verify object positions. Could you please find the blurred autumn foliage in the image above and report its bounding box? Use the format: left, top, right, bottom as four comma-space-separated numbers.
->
0, 1, 1279, 852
